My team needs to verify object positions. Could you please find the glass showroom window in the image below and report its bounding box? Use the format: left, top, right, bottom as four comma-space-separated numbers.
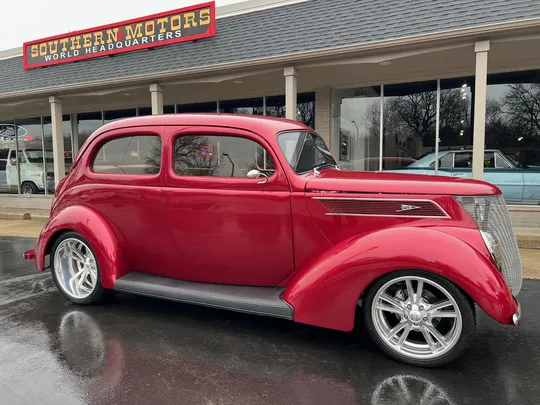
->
77, 111, 103, 151
219, 98, 264, 115
177, 102, 217, 113
266, 93, 316, 129
439, 77, 473, 154
333, 86, 382, 171
138, 105, 175, 116
486, 70, 540, 167
12, 118, 50, 195
104, 108, 137, 124
382, 81, 437, 170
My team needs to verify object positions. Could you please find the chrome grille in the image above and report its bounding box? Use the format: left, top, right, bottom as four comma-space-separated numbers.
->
455, 195, 522, 295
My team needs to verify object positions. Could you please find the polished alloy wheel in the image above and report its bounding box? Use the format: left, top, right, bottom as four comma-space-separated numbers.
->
54, 238, 98, 300
371, 276, 462, 360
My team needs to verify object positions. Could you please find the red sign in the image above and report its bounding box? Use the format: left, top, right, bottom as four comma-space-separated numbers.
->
23, 2, 216, 70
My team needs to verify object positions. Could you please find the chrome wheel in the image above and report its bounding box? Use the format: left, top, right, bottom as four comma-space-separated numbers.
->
371, 276, 462, 360
54, 238, 98, 300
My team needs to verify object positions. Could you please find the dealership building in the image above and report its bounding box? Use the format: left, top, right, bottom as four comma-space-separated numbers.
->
0, 0, 540, 218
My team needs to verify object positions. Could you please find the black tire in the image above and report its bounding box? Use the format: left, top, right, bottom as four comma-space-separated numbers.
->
363, 270, 476, 368
21, 181, 39, 195
50, 231, 113, 305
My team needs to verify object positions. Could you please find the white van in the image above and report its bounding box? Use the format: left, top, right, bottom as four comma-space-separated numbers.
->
1, 147, 57, 194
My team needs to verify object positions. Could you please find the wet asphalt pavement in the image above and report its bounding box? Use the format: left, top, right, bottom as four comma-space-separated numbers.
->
0, 237, 538, 405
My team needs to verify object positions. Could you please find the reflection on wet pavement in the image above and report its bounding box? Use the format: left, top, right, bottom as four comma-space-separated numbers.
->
0, 237, 539, 405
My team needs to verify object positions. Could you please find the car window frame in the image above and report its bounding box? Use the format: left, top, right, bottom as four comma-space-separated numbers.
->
84, 126, 164, 184
165, 125, 290, 192
493, 151, 514, 169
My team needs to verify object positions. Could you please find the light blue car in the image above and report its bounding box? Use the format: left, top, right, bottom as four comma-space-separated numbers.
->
386, 149, 540, 204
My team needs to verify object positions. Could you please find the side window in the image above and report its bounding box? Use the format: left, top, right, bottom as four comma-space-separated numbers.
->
494, 152, 511, 168
454, 152, 472, 168
9, 150, 26, 164
92, 135, 161, 175
484, 152, 495, 168
430, 153, 453, 169
174, 135, 275, 178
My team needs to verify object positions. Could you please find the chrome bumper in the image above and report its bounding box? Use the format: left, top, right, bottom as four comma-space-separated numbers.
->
513, 300, 521, 327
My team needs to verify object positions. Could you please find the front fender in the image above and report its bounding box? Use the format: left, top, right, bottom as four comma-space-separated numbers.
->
282, 226, 517, 332
35, 205, 130, 289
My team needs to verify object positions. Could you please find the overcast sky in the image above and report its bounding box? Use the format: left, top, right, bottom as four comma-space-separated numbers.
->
0, 0, 242, 51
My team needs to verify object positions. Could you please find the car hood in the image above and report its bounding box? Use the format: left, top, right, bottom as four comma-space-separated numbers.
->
305, 169, 500, 196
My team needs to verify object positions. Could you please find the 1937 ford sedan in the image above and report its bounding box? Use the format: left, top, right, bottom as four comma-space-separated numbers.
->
25, 114, 522, 367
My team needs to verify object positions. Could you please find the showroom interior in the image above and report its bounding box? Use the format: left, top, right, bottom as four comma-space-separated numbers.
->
0, 0, 540, 214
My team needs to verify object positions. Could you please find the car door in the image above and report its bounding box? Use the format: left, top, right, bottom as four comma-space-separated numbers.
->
161, 125, 294, 286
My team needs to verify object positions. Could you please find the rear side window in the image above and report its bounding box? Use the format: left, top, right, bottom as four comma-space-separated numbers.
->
173, 135, 275, 178
92, 135, 161, 175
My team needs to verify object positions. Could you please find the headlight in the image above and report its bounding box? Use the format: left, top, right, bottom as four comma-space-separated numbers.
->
481, 230, 503, 270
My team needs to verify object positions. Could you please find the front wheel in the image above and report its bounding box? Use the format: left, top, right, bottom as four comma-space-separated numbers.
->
21, 181, 39, 194
363, 270, 476, 367
50, 232, 111, 305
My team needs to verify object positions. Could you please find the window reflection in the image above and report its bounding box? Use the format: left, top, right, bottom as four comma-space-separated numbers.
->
219, 98, 263, 115
77, 112, 103, 151
439, 77, 473, 150
486, 70, 540, 167
383, 81, 437, 170
177, 102, 217, 113
265, 93, 315, 128
335, 86, 381, 171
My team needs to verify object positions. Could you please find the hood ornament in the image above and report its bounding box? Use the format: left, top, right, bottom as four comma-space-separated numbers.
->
397, 204, 422, 213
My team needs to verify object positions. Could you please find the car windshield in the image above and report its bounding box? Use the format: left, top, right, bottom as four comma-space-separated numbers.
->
277, 131, 337, 174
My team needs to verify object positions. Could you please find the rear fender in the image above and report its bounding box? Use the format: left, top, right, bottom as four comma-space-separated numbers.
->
35, 205, 130, 289
282, 226, 517, 332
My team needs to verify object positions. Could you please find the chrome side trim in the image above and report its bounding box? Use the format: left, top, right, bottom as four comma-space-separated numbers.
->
312, 197, 451, 219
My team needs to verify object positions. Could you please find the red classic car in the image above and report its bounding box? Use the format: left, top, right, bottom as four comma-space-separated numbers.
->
25, 114, 522, 367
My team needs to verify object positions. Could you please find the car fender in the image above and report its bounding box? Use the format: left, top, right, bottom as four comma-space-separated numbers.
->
282, 226, 517, 332
35, 205, 130, 289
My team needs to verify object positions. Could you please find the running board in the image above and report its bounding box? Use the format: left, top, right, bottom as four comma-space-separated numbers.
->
114, 272, 294, 320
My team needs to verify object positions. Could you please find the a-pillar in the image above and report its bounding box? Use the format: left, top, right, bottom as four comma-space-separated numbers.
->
284, 67, 298, 121
49, 96, 65, 188
472, 40, 490, 180
150, 84, 164, 115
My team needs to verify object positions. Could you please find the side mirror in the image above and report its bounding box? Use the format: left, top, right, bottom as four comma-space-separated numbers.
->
9, 157, 17, 166
247, 169, 269, 184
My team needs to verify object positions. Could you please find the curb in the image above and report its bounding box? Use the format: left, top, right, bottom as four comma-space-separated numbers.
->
0, 212, 50, 221
517, 235, 540, 250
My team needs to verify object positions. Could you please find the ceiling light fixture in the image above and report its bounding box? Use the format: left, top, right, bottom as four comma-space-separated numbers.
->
233, 80, 242, 84
380, 61, 391, 66
123, 92, 131, 96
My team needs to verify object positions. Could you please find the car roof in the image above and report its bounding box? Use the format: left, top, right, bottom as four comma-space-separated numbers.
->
75, 113, 313, 166
92, 113, 311, 137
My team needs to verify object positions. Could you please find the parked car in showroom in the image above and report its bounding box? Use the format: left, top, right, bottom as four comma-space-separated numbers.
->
25, 114, 522, 367
385, 148, 540, 204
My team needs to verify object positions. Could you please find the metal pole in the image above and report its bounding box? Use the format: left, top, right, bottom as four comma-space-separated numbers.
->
379, 85, 384, 172
263, 96, 267, 116
14, 119, 21, 194
41, 117, 47, 195
435, 79, 441, 175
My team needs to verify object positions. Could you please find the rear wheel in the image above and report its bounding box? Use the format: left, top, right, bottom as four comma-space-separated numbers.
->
50, 232, 111, 304
363, 270, 475, 367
